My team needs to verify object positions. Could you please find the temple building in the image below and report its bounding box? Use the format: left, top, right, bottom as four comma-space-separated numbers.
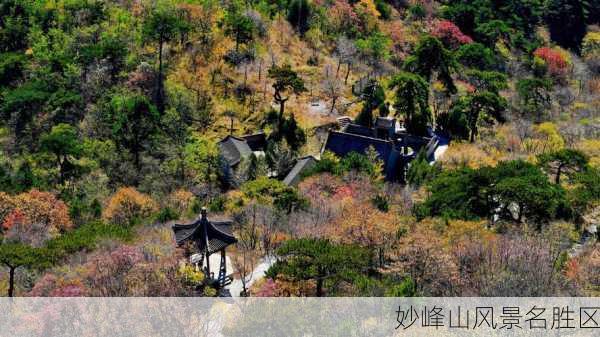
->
218, 132, 267, 171
322, 116, 445, 182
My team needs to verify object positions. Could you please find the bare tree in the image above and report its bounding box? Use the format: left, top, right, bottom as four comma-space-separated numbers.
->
321, 65, 343, 114
334, 36, 357, 84
232, 232, 259, 296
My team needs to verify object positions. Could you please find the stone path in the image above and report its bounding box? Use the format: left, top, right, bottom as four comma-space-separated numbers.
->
227, 256, 276, 297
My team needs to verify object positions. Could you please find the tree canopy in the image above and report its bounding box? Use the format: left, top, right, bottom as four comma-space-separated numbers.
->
266, 238, 371, 296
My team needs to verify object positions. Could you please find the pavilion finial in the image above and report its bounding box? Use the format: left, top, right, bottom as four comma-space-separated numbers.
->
200, 207, 208, 219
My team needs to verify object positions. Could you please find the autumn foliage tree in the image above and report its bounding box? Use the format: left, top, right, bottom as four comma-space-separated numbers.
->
0, 190, 71, 296
102, 187, 158, 226
533, 47, 571, 82
1, 189, 73, 246
330, 199, 398, 267
431, 20, 473, 49
391, 228, 461, 296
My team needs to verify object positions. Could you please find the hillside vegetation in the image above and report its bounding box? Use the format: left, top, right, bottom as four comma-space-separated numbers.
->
0, 0, 599, 297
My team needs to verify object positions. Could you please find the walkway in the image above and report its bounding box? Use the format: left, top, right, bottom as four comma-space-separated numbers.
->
227, 256, 276, 297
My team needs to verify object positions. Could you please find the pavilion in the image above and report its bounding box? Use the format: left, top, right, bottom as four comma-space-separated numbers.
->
172, 208, 237, 288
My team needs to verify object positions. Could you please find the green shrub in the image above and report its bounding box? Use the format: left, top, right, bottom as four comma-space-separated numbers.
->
44, 221, 133, 264
155, 207, 180, 223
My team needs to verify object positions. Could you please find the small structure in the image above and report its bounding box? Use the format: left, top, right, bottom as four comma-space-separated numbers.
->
218, 132, 267, 168
283, 155, 318, 186
218, 132, 268, 185
172, 208, 237, 288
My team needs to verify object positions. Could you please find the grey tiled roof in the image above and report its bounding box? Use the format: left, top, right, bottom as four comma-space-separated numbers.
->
218, 136, 252, 167
283, 155, 318, 186
375, 116, 395, 129
172, 216, 237, 254
343, 123, 375, 137
323, 131, 403, 180
240, 132, 267, 152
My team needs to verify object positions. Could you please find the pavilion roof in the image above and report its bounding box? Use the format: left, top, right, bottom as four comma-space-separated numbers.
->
172, 211, 237, 254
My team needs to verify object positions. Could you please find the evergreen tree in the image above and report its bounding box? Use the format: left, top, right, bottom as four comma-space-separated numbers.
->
0, 242, 42, 297
287, 0, 312, 35
389, 72, 431, 136
355, 79, 386, 128
546, 0, 589, 52
538, 149, 589, 185
266, 238, 371, 296
142, 5, 185, 113
404, 36, 457, 93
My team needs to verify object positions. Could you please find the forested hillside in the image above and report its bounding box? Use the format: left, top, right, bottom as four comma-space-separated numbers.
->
0, 0, 599, 297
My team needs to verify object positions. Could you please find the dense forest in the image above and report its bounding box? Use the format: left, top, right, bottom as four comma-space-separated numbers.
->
0, 0, 599, 297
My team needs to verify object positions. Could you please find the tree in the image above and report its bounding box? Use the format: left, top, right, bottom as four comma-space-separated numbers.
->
331, 200, 397, 267
391, 228, 460, 295
231, 227, 259, 296
265, 140, 296, 179
236, 153, 269, 185
516, 77, 552, 121
538, 149, 589, 184
474, 19, 512, 47
287, 0, 312, 35
102, 187, 158, 226
570, 168, 600, 215
321, 65, 343, 114
374, 0, 391, 20
546, 0, 589, 52
266, 238, 370, 296
455, 43, 497, 70
533, 47, 571, 82
142, 5, 185, 113
416, 160, 568, 226
445, 91, 507, 142
329, 1, 360, 37
2, 189, 73, 246
439, 0, 481, 38
493, 161, 566, 226
265, 109, 307, 152
462, 69, 508, 94
0, 0, 30, 52
389, 72, 430, 136
40, 123, 83, 183
414, 167, 489, 221
104, 93, 161, 175
355, 32, 391, 75
0, 52, 26, 86
280, 113, 306, 151
498, 0, 545, 38
1, 80, 49, 146
268, 64, 306, 125
183, 134, 222, 186
404, 36, 457, 93
0, 242, 41, 297
355, 79, 386, 128
223, 7, 255, 52
334, 36, 358, 84
407, 150, 439, 187
241, 177, 307, 213
431, 20, 473, 49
